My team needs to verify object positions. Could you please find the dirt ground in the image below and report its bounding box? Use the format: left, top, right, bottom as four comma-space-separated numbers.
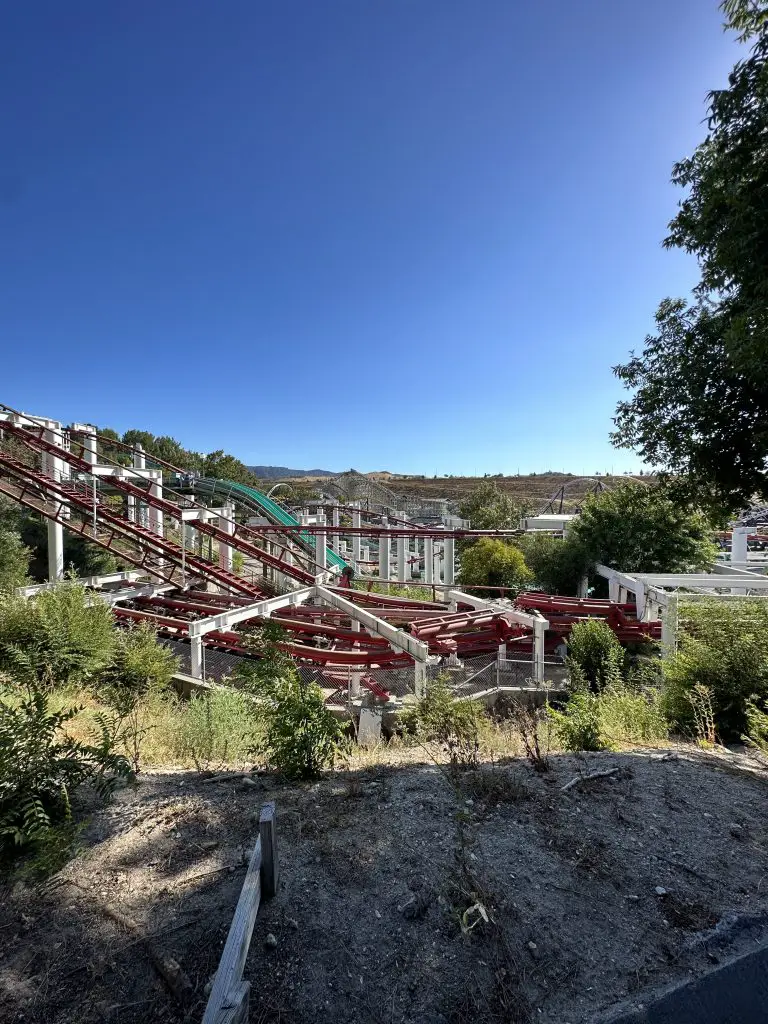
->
2, 746, 767, 1024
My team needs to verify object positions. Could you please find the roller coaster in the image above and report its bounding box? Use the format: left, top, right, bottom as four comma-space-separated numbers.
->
0, 403, 661, 698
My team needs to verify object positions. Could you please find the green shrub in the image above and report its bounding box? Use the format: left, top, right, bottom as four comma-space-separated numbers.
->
663, 599, 768, 740
0, 528, 31, 593
104, 623, 177, 694
567, 619, 624, 692
177, 688, 262, 771
514, 532, 590, 595
400, 677, 488, 768
550, 681, 668, 752
0, 687, 131, 861
252, 672, 344, 778
598, 685, 668, 746
236, 624, 345, 779
549, 691, 610, 751
744, 699, 768, 752
458, 538, 533, 595
0, 579, 115, 688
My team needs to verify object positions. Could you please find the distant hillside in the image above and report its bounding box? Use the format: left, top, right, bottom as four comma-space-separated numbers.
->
247, 466, 336, 479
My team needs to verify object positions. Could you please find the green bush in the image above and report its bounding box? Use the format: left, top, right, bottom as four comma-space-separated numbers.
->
0, 579, 115, 688
400, 677, 488, 768
514, 532, 590, 595
549, 691, 610, 751
567, 619, 624, 692
598, 685, 668, 746
104, 623, 177, 694
0, 687, 132, 861
0, 528, 31, 593
663, 599, 768, 740
255, 672, 344, 778
458, 538, 533, 595
549, 681, 668, 752
236, 624, 345, 779
744, 700, 768, 753
176, 687, 262, 771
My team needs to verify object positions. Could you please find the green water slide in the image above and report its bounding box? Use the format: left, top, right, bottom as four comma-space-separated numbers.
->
178, 476, 348, 572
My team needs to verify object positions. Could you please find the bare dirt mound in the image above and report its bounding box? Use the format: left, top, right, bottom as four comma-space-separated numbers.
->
1, 748, 767, 1023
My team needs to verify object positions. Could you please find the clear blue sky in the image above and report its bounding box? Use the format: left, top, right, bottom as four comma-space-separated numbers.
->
1, 1, 739, 476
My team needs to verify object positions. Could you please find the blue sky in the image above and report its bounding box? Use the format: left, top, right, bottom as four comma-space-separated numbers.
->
1, 1, 739, 475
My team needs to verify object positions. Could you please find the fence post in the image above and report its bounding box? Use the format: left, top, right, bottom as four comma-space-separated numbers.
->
259, 802, 279, 899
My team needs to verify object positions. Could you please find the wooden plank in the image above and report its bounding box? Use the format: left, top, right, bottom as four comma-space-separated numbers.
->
216, 980, 250, 1024
202, 837, 262, 1024
259, 802, 279, 899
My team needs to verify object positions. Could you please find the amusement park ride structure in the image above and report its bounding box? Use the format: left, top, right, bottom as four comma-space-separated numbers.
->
0, 402, 702, 701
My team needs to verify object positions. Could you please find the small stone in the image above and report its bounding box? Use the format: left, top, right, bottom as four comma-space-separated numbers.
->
374, 910, 382, 919
527, 941, 537, 951
287, 918, 299, 931
465, 799, 474, 806
730, 824, 744, 838
654, 886, 668, 896
626, 895, 640, 902
241, 777, 259, 787
265, 933, 278, 949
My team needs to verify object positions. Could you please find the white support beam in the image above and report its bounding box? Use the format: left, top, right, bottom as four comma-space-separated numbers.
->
711, 561, 768, 578
446, 589, 550, 632
190, 636, 203, 678
314, 586, 429, 663
636, 573, 768, 589
218, 502, 234, 574
102, 583, 177, 607
16, 570, 148, 599
187, 587, 315, 637
424, 537, 434, 585
87, 465, 162, 481
351, 504, 362, 566
533, 617, 546, 683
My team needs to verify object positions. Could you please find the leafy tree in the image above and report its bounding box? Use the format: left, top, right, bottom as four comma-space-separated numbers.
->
153, 435, 202, 472
458, 538, 533, 594
120, 429, 156, 452
514, 532, 589, 595
203, 450, 258, 486
97, 427, 131, 467
569, 483, 717, 575
613, 1, 768, 510
459, 481, 524, 530
514, 485, 714, 595
0, 529, 31, 593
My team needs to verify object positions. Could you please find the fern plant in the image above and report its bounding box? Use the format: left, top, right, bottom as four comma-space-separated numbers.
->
0, 687, 132, 858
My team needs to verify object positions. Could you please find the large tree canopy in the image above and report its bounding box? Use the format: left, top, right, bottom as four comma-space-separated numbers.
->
567, 483, 717, 576
458, 482, 524, 530
513, 484, 716, 595
613, 0, 768, 512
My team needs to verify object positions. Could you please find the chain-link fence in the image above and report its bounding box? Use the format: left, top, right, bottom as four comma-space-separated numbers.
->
164, 637, 569, 703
